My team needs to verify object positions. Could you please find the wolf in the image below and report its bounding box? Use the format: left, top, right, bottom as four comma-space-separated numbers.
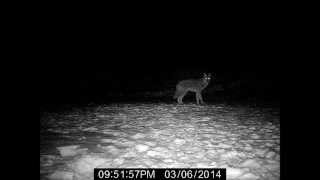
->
173, 73, 212, 104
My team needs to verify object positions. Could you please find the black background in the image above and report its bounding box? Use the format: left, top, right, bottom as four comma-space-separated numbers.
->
33, 10, 290, 180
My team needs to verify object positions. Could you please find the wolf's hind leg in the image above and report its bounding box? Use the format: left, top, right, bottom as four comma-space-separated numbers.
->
177, 91, 187, 104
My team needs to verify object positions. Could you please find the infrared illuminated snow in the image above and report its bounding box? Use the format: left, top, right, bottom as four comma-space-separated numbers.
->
40, 103, 280, 180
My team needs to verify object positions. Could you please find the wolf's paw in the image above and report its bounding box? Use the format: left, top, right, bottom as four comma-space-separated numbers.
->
199, 102, 206, 105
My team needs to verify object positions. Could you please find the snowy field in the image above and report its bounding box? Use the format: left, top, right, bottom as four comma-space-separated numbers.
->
40, 103, 280, 180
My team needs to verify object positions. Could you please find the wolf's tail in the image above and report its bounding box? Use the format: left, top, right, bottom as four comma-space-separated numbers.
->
173, 89, 182, 99
173, 91, 178, 99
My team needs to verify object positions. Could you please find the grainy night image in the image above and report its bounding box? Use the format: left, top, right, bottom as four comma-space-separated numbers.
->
40, 65, 280, 180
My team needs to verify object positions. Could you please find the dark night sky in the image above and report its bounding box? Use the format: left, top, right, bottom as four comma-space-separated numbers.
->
39, 14, 281, 106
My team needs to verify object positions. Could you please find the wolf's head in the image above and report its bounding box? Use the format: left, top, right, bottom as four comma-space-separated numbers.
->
203, 73, 212, 83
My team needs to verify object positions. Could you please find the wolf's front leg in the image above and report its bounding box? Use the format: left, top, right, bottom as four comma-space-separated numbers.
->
199, 93, 204, 104
196, 92, 204, 104
196, 92, 200, 104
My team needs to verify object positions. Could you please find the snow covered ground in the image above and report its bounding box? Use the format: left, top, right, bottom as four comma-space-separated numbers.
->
40, 103, 280, 180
